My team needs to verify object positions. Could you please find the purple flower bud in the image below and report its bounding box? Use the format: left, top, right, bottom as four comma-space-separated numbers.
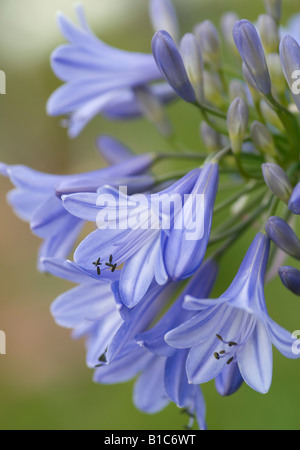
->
289, 183, 300, 215
149, 0, 180, 43
233, 20, 271, 95
152, 31, 196, 103
264, 0, 282, 23
180, 33, 204, 103
262, 163, 292, 203
257, 14, 279, 54
227, 97, 249, 154
279, 35, 300, 111
194, 20, 221, 68
266, 216, 300, 259
278, 266, 300, 296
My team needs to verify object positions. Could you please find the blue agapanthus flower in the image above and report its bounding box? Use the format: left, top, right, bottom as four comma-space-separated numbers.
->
1, 142, 155, 270
166, 233, 300, 394
47, 4, 176, 137
3, 0, 300, 432
62, 162, 219, 308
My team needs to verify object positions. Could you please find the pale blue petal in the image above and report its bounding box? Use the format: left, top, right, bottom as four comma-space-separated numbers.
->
164, 350, 194, 408
267, 317, 300, 359
134, 355, 169, 414
238, 321, 273, 394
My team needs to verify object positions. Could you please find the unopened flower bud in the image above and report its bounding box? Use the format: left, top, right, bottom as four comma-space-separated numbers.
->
203, 70, 224, 107
262, 163, 293, 202
134, 86, 173, 137
278, 266, 300, 296
149, 0, 180, 43
180, 33, 204, 103
250, 121, 276, 157
200, 121, 223, 151
229, 80, 248, 103
289, 183, 300, 215
152, 31, 196, 103
266, 216, 300, 259
227, 97, 249, 155
221, 12, 240, 55
258, 14, 279, 54
264, 0, 282, 23
194, 20, 222, 68
233, 20, 271, 95
260, 100, 284, 131
279, 35, 300, 111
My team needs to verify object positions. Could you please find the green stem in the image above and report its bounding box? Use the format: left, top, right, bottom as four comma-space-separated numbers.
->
155, 152, 207, 163
210, 195, 272, 245
214, 181, 264, 214
194, 102, 227, 120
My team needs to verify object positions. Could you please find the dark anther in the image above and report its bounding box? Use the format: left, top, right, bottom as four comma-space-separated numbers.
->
216, 334, 223, 342
219, 350, 226, 355
93, 257, 102, 267
227, 357, 234, 365
214, 352, 220, 360
97, 266, 101, 276
105, 254, 118, 272
228, 342, 238, 347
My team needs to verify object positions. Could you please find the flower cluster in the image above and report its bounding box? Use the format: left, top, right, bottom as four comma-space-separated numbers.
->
2, 0, 300, 430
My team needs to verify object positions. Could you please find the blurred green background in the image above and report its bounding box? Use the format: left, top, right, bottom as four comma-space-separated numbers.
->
0, 0, 300, 430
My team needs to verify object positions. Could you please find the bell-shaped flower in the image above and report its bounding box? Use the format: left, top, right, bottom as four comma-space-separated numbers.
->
166, 233, 300, 394
1, 147, 155, 271
63, 164, 219, 308
47, 5, 176, 137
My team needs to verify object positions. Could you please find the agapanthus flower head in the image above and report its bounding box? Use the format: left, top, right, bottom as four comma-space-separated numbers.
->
166, 233, 300, 393
47, 4, 175, 137
233, 19, 272, 95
